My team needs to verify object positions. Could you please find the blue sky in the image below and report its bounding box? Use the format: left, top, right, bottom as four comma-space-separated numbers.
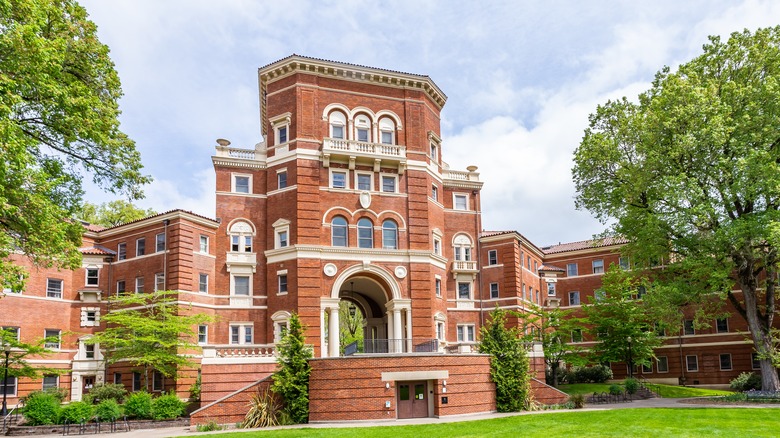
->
79, 0, 780, 246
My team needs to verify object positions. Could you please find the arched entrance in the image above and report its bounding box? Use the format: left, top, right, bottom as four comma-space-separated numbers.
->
320, 265, 411, 357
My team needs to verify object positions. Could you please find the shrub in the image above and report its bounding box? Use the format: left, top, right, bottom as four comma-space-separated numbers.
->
189, 374, 201, 402
25, 387, 68, 403
730, 372, 762, 392
242, 387, 289, 428
566, 365, 613, 383
23, 391, 61, 426
568, 393, 585, 409
59, 401, 94, 425
95, 399, 123, 422
723, 392, 748, 402
624, 377, 639, 395
150, 391, 187, 420
84, 383, 127, 404
608, 384, 624, 396
124, 392, 153, 419
196, 420, 225, 432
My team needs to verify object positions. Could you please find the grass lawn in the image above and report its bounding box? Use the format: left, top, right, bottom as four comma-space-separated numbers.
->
558, 383, 732, 398
193, 408, 780, 437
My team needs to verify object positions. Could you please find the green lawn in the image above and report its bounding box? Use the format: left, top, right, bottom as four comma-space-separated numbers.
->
192, 409, 780, 437
558, 383, 732, 398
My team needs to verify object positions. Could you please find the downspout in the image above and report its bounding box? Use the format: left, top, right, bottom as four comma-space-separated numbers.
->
162, 219, 170, 291
474, 189, 484, 327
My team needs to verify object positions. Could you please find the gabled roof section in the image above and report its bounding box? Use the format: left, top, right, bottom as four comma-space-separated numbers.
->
479, 230, 545, 256
79, 245, 115, 256
258, 54, 447, 134
538, 264, 565, 272
542, 236, 629, 254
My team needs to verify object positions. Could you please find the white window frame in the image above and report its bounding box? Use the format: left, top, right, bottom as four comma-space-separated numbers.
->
231, 173, 252, 194
487, 250, 498, 265
44, 329, 61, 349
197, 325, 208, 345
1, 326, 20, 341
154, 273, 165, 292
117, 243, 127, 260
230, 323, 254, 345
571, 328, 583, 343
198, 273, 208, 293
355, 171, 373, 191
273, 219, 291, 249
331, 216, 348, 247
453, 234, 473, 261
199, 235, 209, 253
686, 355, 699, 372
229, 221, 254, 253
453, 193, 468, 211
457, 282, 471, 300
113, 373, 122, 385
136, 238, 146, 256
278, 272, 288, 295
489, 282, 499, 300
381, 220, 398, 249
719, 353, 732, 371
378, 117, 395, 145
46, 278, 63, 298
547, 282, 556, 296
435, 276, 442, 297
156, 232, 166, 252
456, 324, 475, 343
85, 343, 96, 359
657, 356, 669, 373
568, 291, 580, 306
594, 289, 606, 302
431, 184, 438, 202
592, 259, 604, 274
354, 114, 371, 142
380, 174, 398, 193
80, 307, 100, 327
277, 169, 288, 189
85, 267, 99, 286
115, 280, 125, 295
328, 111, 347, 139
430, 142, 438, 161
272, 311, 291, 343
270, 112, 291, 146
330, 169, 348, 189
134, 277, 144, 293
231, 274, 251, 296
357, 218, 374, 249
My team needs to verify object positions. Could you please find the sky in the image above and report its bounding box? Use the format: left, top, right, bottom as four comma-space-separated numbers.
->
79, 0, 780, 247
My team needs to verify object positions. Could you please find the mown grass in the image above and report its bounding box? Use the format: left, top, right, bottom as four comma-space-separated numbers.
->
558, 383, 731, 398
192, 408, 780, 437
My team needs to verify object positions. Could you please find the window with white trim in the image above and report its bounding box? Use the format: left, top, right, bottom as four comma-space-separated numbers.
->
642, 363, 652, 373
278, 274, 288, 294
232, 174, 251, 194
232, 275, 250, 296
277, 125, 288, 144
357, 218, 373, 248
1, 376, 16, 396
198, 273, 208, 293
136, 238, 146, 256
489, 283, 499, 299
594, 289, 606, 302
436, 321, 445, 341
592, 259, 604, 274
156, 232, 166, 252
430, 143, 438, 161
230, 324, 253, 345
547, 282, 556, 296
720, 353, 732, 371
378, 117, 395, 144
431, 185, 438, 201
487, 250, 498, 265
134, 277, 144, 293
270, 113, 291, 146
456, 324, 475, 342
568, 291, 580, 306
229, 221, 254, 252
686, 355, 698, 372
331, 216, 348, 247
457, 282, 471, 300
277, 170, 288, 189
85, 343, 95, 359
453, 235, 472, 261
80, 307, 99, 327
329, 111, 346, 139
657, 356, 669, 373
356, 172, 372, 191
331, 170, 347, 189
354, 114, 371, 142
435, 277, 442, 297
381, 175, 397, 193
382, 220, 398, 249
197, 325, 208, 344
85, 268, 99, 286
117, 243, 127, 260
113, 373, 122, 385
453, 194, 468, 211
199, 235, 209, 253
277, 230, 289, 248
272, 312, 291, 343
46, 278, 63, 298
571, 328, 583, 343
154, 273, 165, 292
619, 256, 630, 270
44, 329, 61, 349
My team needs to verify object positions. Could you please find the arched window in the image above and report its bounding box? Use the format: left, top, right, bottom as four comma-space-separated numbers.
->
229, 221, 254, 253
378, 118, 395, 145
382, 219, 398, 249
354, 114, 371, 143
329, 111, 347, 140
453, 234, 472, 261
357, 218, 373, 248
332, 216, 348, 247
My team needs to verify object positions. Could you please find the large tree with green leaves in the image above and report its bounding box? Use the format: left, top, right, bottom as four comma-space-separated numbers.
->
478, 308, 531, 411
517, 306, 586, 387
0, 327, 59, 383
573, 27, 780, 390
0, 0, 150, 291
78, 200, 156, 227
272, 313, 312, 424
86, 291, 214, 391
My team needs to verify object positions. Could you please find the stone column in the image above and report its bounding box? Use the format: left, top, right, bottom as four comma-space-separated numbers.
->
393, 308, 402, 352
387, 311, 394, 353
405, 308, 413, 352
328, 306, 340, 357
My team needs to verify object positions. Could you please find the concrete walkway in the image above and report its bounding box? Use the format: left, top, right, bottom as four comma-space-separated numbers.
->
28, 398, 780, 438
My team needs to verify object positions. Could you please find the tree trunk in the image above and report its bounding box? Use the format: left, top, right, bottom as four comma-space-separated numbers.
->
739, 280, 780, 391
551, 362, 559, 387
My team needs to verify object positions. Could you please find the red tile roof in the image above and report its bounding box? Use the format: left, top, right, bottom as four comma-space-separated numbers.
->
79, 245, 115, 256
539, 264, 565, 272
542, 236, 628, 254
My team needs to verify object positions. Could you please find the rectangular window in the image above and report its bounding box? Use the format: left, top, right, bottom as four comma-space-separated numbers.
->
566, 263, 577, 276
752, 353, 761, 370
592, 259, 604, 274
278, 171, 288, 189
431, 185, 438, 201
594, 289, 606, 302
156, 232, 166, 252
657, 356, 669, 373
534, 261, 538, 271
716, 318, 728, 333
547, 282, 556, 296
199, 235, 209, 253
435, 278, 441, 297
457, 325, 475, 342
430, 144, 438, 161
152, 371, 163, 392
331, 171, 347, 189
1, 327, 20, 341
155, 273, 165, 292
136, 238, 146, 256
113, 373, 122, 385
44, 329, 61, 349
684, 319, 695, 336
198, 273, 208, 293
244, 236, 252, 252
433, 238, 441, 255
116, 280, 126, 295
278, 275, 288, 294
571, 329, 583, 343
135, 277, 144, 294
489, 283, 499, 299
381, 175, 396, 193
85, 343, 95, 359
357, 127, 369, 142
230, 324, 254, 345
278, 126, 288, 144
85, 268, 99, 286
522, 284, 526, 300
1, 376, 17, 396
132, 372, 141, 391
233, 276, 250, 296
487, 250, 498, 265
198, 325, 208, 344
85, 310, 97, 323
278, 230, 289, 248
642, 363, 652, 373
381, 131, 392, 145
619, 256, 630, 270
454, 194, 468, 211
234, 175, 250, 193
457, 282, 471, 300
527, 256, 531, 269
568, 291, 580, 306
117, 243, 127, 260
332, 125, 344, 139
436, 322, 445, 341
356, 173, 372, 191
636, 285, 647, 299
686, 355, 698, 372
720, 353, 732, 371
46, 278, 63, 298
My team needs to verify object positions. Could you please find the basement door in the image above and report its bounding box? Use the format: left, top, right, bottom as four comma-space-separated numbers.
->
397, 381, 428, 419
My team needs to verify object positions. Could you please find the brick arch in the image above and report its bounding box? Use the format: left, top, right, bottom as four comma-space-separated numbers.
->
225, 217, 257, 235
375, 109, 403, 130
322, 206, 355, 224
330, 263, 401, 301
376, 210, 407, 230
321, 103, 351, 120
349, 106, 377, 121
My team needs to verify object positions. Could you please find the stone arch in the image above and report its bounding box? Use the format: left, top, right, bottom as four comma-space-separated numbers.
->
330, 263, 401, 301
375, 109, 403, 129
225, 218, 257, 235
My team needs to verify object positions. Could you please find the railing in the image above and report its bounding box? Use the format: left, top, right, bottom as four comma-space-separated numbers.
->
204, 345, 277, 358
62, 415, 131, 435
1, 402, 23, 435
443, 169, 480, 181
215, 145, 263, 160
452, 260, 478, 272
343, 338, 439, 356
323, 138, 406, 159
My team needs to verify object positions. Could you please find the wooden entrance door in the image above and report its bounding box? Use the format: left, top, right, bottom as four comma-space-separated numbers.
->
397, 381, 428, 419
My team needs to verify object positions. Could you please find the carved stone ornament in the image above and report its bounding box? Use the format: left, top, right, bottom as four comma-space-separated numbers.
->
359, 191, 371, 209
394, 266, 407, 279
323, 263, 338, 277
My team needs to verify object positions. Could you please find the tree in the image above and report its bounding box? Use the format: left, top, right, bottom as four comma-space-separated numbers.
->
573, 26, 780, 390
581, 269, 662, 378
78, 201, 156, 227
86, 291, 214, 391
338, 301, 364, 354
272, 313, 312, 424
0, 0, 150, 291
518, 307, 586, 387
478, 308, 531, 411
0, 327, 59, 383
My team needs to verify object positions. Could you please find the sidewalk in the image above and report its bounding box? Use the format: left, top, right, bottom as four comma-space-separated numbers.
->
28, 398, 780, 438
